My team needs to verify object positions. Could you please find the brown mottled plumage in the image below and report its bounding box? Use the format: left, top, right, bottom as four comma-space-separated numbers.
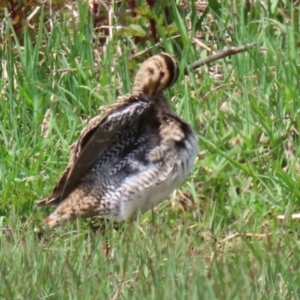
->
37, 53, 198, 227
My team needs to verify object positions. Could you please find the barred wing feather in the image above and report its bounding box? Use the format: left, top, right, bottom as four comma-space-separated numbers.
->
36, 95, 153, 206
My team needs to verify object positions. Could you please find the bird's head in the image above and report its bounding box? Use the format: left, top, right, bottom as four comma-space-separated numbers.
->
132, 53, 179, 97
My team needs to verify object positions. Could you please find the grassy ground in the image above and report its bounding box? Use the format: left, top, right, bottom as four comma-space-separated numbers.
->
1, 0, 300, 299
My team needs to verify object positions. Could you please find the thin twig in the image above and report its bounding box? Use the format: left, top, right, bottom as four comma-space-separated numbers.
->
129, 34, 182, 60
27, 6, 41, 22
193, 37, 215, 53
185, 42, 257, 74
219, 232, 271, 243
286, 246, 295, 259
219, 233, 239, 243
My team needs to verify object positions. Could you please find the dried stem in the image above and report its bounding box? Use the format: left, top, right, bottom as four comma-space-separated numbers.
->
185, 42, 257, 74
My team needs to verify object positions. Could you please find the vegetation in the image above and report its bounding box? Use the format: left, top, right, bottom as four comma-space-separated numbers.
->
1, 0, 300, 298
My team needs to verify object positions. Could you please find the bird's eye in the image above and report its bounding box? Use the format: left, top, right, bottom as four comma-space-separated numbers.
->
159, 69, 165, 77
147, 67, 155, 75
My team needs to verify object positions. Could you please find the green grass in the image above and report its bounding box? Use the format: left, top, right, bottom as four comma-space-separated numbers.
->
1, 0, 300, 298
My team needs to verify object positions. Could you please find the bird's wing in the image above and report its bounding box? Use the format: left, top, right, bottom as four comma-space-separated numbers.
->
36, 95, 153, 206
142, 114, 197, 187
120, 114, 193, 194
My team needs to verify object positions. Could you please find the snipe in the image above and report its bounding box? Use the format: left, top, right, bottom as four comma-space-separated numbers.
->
37, 53, 199, 227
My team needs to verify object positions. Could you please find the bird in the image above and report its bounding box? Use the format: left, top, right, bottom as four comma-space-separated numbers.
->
36, 53, 199, 227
